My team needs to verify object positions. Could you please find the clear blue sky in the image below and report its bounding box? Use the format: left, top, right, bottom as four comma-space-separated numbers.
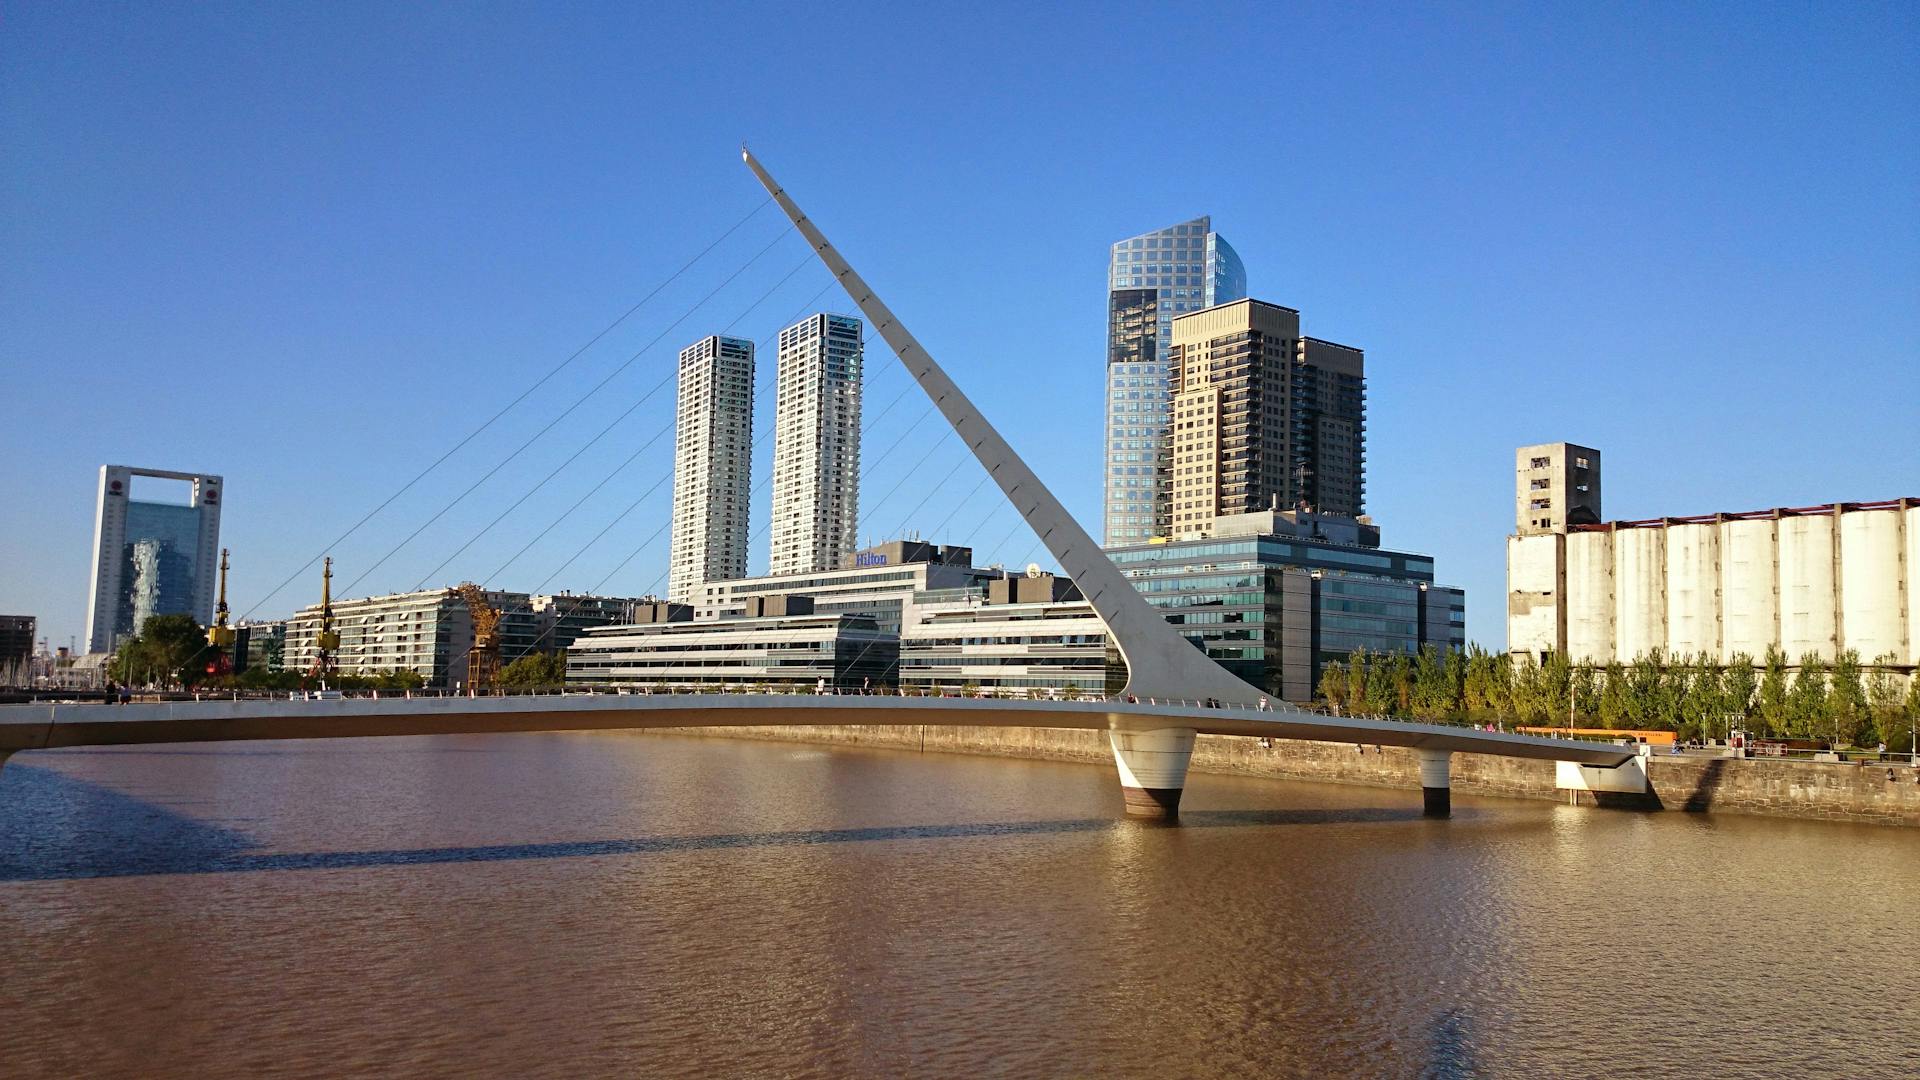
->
3, 2, 1916, 652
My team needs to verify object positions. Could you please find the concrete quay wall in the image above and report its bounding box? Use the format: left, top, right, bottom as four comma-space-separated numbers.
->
660, 724, 1920, 827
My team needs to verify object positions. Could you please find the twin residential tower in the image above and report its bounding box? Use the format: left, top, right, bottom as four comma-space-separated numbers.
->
668, 314, 863, 603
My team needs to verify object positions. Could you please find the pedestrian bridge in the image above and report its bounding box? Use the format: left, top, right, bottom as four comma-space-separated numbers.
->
0, 694, 1640, 819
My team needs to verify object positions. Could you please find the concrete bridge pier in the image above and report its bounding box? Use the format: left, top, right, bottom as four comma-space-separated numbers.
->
1109, 728, 1196, 820
1416, 749, 1452, 817
0, 749, 10, 775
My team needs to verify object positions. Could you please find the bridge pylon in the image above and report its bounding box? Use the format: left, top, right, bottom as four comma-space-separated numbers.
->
741, 146, 1283, 818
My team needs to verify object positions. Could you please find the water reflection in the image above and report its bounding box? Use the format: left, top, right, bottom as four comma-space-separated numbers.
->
1, 736, 1914, 1080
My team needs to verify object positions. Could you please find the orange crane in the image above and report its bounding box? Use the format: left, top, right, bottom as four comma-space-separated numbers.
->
456, 582, 502, 692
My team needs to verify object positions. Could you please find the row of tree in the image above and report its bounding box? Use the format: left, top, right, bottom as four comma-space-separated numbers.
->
1318, 645, 1920, 750
109, 614, 427, 691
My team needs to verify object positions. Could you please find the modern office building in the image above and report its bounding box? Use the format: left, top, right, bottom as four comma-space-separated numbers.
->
1104, 217, 1246, 546
692, 538, 1005, 636
85, 465, 224, 654
1165, 300, 1366, 540
1, 615, 35, 682
1508, 485, 1919, 668
1110, 509, 1464, 701
531, 593, 646, 653
669, 335, 755, 604
235, 620, 286, 674
769, 313, 862, 576
899, 575, 1114, 695
1515, 442, 1602, 535
566, 599, 897, 691
286, 587, 538, 686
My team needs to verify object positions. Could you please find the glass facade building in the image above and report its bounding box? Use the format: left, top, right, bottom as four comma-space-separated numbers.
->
1104, 217, 1246, 546
85, 466, 223, 654
1108, 532, 1465, 701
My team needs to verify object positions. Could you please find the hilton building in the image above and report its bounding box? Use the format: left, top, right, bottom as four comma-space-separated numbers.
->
85, 465, 224, 654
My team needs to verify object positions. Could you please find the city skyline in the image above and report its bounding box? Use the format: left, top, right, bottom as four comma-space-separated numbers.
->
3, 5, 1914, 655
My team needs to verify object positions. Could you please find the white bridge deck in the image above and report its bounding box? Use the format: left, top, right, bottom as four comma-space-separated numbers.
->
0, 694, 1637, 768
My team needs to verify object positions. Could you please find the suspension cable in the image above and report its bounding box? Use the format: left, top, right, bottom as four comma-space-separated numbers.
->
337, 227, 799, 597
235, 197, 773, 622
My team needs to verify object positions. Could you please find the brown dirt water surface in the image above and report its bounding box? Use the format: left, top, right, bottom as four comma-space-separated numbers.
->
2, 732, 1916, 1078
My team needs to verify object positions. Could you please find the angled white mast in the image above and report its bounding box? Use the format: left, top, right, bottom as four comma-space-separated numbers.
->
741, 146, 1263, 705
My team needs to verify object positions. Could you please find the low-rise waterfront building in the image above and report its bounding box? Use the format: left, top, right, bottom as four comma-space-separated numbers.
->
1, 615, 36, 682
1110, 509, 1464, 701
286, 587, 538, 686
693, 538, 1004, 636
565, 598, 896, 691
235, 620, 286, 674
531, 593, 646, 653
899, 575, 1114, 696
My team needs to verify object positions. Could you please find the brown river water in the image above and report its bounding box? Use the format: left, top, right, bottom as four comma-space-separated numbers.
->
2, 732, 1916, 1079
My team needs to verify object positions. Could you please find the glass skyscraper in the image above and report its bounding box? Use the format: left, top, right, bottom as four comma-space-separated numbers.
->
1103, 216, 1245, 546
86, 465, 223, 654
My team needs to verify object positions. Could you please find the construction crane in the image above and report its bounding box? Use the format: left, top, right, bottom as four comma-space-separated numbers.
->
456, 582, 502, 693
205, 548, 236, 676
309, 556, 340, 685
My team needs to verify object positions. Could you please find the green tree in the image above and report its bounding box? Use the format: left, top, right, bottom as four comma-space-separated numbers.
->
1539, 651, 1572, 728
1570, 664, 1599, 726
1442, 648, 1468, 721
498, 651, 568, 689
1366, 652, 1398, 717
1905, 674, 1920, 756
1827, 650, 1868, 748
1623, 652, 1667, 730
1346, 649, 1371, 714
1864, 654, 1905, 752
1410, 645, 1450, 720
1756, 646, 1790, 737
1461, 646, 1495, 718
1318, 661, 1349, 712
1509, 655, 1543, 725
1597, 661, 1629, 728
1722, 653, 1757, 735
109, 614, 214, 688
1787, 654, 1829, 741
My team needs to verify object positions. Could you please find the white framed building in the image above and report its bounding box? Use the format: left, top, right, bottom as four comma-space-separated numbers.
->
85, 465, 224, 654
285, 587, 537, 686
669, 335, 754, 604
566, 610, 897, 691
769, 313, 862, 576
900, 580, 1115, 695
694, 539, 1003, 636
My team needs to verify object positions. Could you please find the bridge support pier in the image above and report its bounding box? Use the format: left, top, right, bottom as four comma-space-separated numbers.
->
1110, 728, 1195, 820
1416, 749, 1452, 818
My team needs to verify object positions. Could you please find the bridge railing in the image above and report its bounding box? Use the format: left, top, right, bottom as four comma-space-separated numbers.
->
7, 682, 1655, 747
